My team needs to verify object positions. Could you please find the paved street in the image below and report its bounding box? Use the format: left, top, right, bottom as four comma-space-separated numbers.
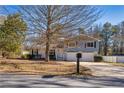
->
0, 62, 124, 88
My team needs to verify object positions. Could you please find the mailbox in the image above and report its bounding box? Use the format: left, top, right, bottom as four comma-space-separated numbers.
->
76, 53, 82, 74
76, 53, 82, 59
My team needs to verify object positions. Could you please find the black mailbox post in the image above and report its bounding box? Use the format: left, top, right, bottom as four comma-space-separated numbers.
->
76, 53, 82, 74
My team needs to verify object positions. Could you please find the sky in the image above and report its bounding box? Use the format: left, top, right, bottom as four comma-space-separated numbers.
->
95, 5, 124, 25
1, 5, 124, 25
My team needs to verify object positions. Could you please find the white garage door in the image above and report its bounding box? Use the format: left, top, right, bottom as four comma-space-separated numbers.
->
66, 52, 94, 62
66, 52, 77, 61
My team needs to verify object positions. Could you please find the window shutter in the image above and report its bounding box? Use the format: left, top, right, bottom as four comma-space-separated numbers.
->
94, 41, 96, 48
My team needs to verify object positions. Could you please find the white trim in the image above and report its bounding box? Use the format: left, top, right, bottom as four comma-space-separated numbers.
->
80, 34, 101, 41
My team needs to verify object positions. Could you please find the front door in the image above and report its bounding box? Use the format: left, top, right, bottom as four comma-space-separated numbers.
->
49, 50, 56, 60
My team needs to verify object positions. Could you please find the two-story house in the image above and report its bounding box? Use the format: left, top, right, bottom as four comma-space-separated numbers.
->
35, 34, 100, 62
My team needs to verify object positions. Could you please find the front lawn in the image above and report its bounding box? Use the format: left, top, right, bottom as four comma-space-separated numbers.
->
0, 59, 92, 76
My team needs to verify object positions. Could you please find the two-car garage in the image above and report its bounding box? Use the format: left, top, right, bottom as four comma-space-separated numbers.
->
65, 52, 95, 62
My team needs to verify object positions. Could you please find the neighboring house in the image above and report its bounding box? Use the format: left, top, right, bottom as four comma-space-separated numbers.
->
112, 35, 124, 55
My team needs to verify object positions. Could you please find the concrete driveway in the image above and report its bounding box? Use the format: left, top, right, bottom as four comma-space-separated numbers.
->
80, 62, 124, 77
0, 62, 124, 88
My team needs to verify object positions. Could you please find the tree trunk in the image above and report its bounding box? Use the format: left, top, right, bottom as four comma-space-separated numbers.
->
104, 48, 107, 56
45, 37, 50, 62
104, 43, 108, 56
45, 6, 51, 62
2, 51, 7, 59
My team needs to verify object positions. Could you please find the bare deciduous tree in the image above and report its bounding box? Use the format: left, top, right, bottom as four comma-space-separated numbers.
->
18, 5, 101, 62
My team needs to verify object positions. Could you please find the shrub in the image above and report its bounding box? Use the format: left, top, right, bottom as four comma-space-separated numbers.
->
21, 54, 32, 59
94, 56, 103, 62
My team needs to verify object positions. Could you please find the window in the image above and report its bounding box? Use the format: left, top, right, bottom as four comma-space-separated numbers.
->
86, 42, 94, 47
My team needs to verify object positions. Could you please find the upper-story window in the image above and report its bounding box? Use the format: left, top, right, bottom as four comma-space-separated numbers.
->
67, 41, 97, 48
87, 42, 94, 47
86, 42, 96, 48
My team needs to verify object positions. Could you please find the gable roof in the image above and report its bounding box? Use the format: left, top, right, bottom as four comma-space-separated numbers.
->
64, 34, 100, 43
